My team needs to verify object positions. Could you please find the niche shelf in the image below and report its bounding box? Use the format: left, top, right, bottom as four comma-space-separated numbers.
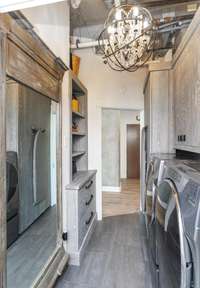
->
70, 70, 88, 180
72, 111, 85, 119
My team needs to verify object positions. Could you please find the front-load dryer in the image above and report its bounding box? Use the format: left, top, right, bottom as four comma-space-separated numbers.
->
155, 163, 200, 288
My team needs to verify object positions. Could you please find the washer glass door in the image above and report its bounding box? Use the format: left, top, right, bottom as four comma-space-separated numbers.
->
146, 161, 154, 227
156, 180, 190, 288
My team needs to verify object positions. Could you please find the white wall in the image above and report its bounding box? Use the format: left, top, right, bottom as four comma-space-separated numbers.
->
120, 110, 140, 179
22, 1, 71, 235
22, 1, 70, 65
74, 48, 147, 220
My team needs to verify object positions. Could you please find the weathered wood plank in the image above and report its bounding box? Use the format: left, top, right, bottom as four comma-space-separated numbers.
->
7, 40, 60, 102
0, 32, 7, 288
0, 13, 67, 80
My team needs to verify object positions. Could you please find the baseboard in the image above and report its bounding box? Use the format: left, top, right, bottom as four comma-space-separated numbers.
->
102, 186, 121, 193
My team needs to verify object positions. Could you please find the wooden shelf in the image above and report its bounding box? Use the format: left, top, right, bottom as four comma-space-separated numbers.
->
72, 111, 85, 119
71, 71, 87, 96
72, 131, 86, 137
72, 151, 86, 158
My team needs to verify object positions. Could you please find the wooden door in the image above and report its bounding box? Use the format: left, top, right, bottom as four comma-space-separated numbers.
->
127, 124, 140, 179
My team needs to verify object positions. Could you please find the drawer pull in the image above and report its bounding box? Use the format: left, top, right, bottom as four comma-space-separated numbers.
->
85, 212, 94, 225
85, 194, 94, 206
85, 180, 93, 189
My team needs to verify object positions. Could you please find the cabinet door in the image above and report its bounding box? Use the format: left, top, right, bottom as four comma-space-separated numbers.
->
174, 30, 200, 149
150, 71, 170, 153
174, 54, 192, 147
190, 31, 200, 147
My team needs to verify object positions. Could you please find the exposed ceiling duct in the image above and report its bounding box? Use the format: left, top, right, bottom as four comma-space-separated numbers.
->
104, 0, 126, 9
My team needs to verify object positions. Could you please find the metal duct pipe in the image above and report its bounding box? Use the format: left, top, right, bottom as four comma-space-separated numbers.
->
70, 19, 191, 50
103, 0, 126, 9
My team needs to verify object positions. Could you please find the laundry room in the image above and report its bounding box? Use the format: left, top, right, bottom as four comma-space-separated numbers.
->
1, 1, 200, 288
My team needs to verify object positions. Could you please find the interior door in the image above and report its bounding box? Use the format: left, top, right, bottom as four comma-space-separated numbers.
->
156, 180, 192, 288
127, 124, 140, 179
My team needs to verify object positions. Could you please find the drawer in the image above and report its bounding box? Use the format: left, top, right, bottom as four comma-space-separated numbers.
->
78, 177, 96, 219
78, 197, 96, 248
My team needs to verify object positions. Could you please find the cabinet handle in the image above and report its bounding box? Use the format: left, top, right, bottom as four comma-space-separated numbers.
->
85, 180, 93, 189
85, 194, 94, 206
85, 212, 94, 225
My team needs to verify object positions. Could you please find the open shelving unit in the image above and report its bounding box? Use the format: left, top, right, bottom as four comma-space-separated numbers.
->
66, 70, 97, 266
69, 70, 88, 179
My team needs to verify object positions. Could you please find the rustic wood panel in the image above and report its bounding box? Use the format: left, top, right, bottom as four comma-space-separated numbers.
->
150, 70, 170, 153
173, 19, 200, 150
0, 13, 66, 79
18, 85, 51, 233
6, 40, 60, 102
0, 32, 7, 288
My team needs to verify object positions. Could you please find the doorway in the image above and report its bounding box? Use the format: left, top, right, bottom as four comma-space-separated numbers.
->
127, 124, 140, 179
102, 110, 141, 218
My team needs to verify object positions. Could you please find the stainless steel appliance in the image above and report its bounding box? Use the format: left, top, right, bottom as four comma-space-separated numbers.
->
155, 163, 200, 288
7, 151, 19, 247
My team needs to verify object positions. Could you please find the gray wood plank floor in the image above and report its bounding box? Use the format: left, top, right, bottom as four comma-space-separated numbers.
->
56, 213, 153, 288
7, 206, 57, 288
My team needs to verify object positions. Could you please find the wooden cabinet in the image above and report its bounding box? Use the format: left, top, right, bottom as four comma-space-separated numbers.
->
144, 65, 174, 158
173, 26, 200, 151
65, 72, 97, 266
66, 171, 97, 265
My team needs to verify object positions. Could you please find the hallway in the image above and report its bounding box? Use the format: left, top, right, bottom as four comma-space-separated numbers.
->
56, 213, 152, 288
103, 179, 140, 217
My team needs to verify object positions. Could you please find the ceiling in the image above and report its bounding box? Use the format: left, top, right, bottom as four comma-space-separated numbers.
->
71, 0, 200, 31
70, 0, 200, 58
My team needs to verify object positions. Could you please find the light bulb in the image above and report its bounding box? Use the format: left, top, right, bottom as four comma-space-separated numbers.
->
143, 20, 149, 29
133, 7, 139, 17
115, 9, 122, 21
107, 25, 115, 34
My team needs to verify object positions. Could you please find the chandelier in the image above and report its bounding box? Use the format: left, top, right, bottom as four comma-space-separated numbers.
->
98, 3, 155, 72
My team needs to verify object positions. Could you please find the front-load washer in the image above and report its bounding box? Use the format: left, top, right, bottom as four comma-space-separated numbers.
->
145, 154, 175, 287
145, 153, 175, 235
155, 163, 200, 288
6, 151, 19, 247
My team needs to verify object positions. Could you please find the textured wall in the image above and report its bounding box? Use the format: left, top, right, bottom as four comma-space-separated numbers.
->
102, 109, 120, 187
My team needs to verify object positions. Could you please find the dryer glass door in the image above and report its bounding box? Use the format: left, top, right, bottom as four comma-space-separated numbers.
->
156, 180, 190, 288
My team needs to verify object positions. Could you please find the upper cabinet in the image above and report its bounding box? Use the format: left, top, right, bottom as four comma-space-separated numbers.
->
144, 63, 174, 157
173, 9, 200, 152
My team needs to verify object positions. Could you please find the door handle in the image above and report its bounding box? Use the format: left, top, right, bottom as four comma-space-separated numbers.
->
85, 194, 94, 206
85, 212, 94, 225
85, 180, 93, 189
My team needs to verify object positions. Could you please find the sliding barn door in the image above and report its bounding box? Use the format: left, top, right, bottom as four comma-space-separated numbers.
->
18, 85, 51, 233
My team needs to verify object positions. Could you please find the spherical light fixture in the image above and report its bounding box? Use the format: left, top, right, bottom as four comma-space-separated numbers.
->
98, 4, 156, 72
